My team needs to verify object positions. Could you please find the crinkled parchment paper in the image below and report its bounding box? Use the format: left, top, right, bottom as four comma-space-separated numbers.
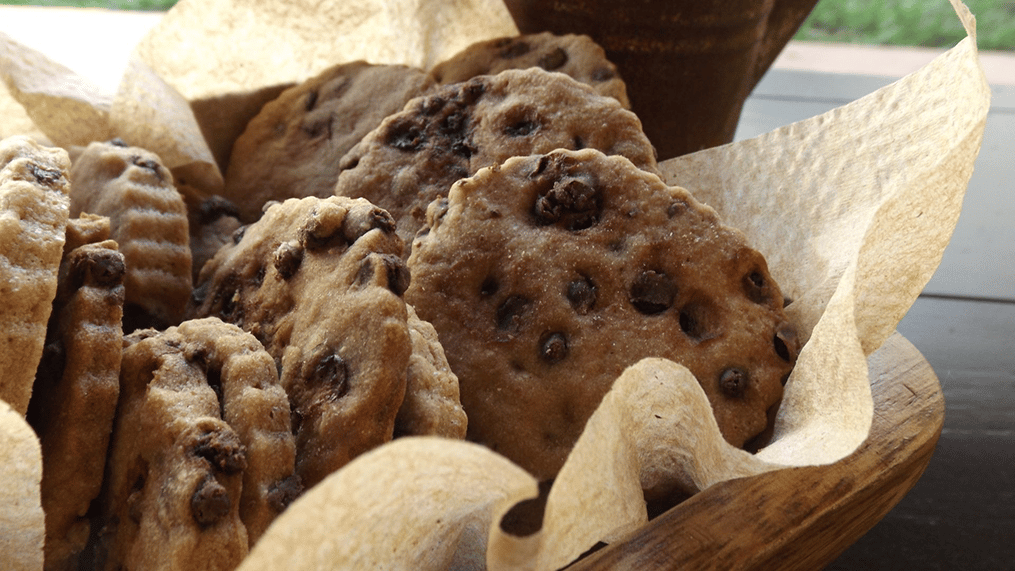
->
0, 0, 990, 569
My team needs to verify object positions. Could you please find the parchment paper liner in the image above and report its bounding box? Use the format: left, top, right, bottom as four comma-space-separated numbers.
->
0, 0, 989, 569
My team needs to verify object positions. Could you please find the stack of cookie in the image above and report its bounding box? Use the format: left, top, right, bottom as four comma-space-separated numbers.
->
1, 31, 797, 571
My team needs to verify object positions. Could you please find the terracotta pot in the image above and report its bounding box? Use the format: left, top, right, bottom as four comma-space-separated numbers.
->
502, 0, 819, 159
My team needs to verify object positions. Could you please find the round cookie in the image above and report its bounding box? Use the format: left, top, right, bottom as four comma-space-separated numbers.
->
333, 67, 658, 253
28, 239, 124, 571
224, 62, 435, 222
188, 196, 425, 487
0, 135, 71, 415
397, 305, 468, 439
93, 318, 296, 570
405, 149, 799, 480
69, 139, 192, 332
429, 32, 631, 108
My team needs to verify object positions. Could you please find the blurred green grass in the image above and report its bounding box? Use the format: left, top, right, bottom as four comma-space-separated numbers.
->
0, 0, 176, 10
1, 0, 1012, 51
794, 0, 1015, 50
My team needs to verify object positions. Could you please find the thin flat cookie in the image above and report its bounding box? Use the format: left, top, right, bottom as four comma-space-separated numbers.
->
27, 238, 124, 571
429, 32, 631, 108
406, 149, 799, 480
69, 139, 192, 331
0, 135, 71, 415
224, 62, 435, 223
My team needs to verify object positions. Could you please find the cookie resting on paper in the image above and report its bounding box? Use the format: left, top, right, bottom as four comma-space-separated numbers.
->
405, 149, 799, 480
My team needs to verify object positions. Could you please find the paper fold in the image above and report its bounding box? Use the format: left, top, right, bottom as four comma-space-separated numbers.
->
0, 1, 989, 570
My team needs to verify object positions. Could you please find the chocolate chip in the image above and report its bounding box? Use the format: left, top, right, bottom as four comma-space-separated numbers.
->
505, 119, 539, 137
774, 323, 798, 363
459, 79, 486, 104
572, 136, 585, 150
311, 352, 349, 398
719, 368, 749, 398
29, 164, 63, 188
273, 241, 304, 279
539, 332, 569, 364
131, 156, 163, 178
498, 40, 531, 59
421, 94, 446, 115
533, 176, 600, 231
591, 67, 616, 82
108, 137, 129, 147
382, 254, 411, 296
187, 347, 226, 419
496, 295, 531, 333
215, 274, 244, 323
678, 307, 702, 340
566, 276, 596, 314
530, 155, 551, 177
198, 195, 241, 225
301, 115, 333, 139
630, 270, 676, 314
190, 430, 247, 474
538, 47, 568, 71
191, 475, 231, 527
677, 299, 718, 342
302, 207, 346, 250
343, 205, 397, 243
480, 276, 499, 297
304, 89, 319, 112
743, 270, 771, 304
667, 199, 689, 218
385, 117, 426, 151
190, 280, 210, 307
266, 474, 303, 512
70, 249, 125, 289
231, 225, 248, 244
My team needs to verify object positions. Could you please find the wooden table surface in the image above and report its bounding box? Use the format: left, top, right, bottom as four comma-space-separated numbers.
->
737, 69, 1015, 570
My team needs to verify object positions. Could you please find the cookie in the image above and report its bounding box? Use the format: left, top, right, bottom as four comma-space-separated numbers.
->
0, 135, 71, 415
188, 196, 420, 487
333, 68, 658, 253
26, 238, 125, 571
223, 62, 435, 222
177, 185, 243, 283
405, 149, 799, 480
93, 317, 296, 570
397, 305, 468, 439
429, 32, 631, 108
69, 139, 192, 331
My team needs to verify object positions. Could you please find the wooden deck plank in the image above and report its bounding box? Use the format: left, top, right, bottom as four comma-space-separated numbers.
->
829, 296, 1014, 569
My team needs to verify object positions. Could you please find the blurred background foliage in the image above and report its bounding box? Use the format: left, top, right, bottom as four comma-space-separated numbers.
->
2, 0, 1013, 51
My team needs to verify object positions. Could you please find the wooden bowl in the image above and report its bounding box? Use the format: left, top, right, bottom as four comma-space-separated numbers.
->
569, 332, 945, 569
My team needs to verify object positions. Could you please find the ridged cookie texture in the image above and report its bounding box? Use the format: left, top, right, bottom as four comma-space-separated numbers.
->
406, 149, 799, 480
0, 135, 71, 415
27, 235, 124, 571
69, 139, 192, 331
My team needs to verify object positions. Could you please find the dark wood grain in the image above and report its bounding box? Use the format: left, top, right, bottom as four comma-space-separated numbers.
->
569, 333, 944, 570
